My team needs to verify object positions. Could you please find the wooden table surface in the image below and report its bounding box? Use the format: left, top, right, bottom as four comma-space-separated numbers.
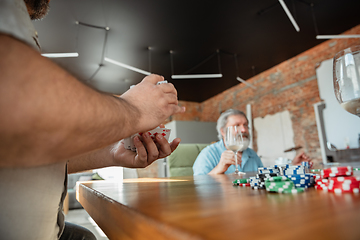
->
77, 172, 360, 240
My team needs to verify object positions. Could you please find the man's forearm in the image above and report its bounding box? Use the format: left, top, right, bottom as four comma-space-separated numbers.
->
67, 144, 115, 174
0, 35, 141, 167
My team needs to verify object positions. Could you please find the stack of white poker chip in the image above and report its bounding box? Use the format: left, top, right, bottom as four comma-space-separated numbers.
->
250, 166, 281, 189
258, 167, 281, 175
249, 176, 263, 189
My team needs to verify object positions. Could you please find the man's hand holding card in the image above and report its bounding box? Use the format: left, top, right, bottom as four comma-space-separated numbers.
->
113, 77, 183, 168
120, 75, 185, 136
112, 126, 179, 169
123, 127, 171, 151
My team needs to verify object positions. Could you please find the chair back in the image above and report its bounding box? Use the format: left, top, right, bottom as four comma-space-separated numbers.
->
167, 143, 209, 177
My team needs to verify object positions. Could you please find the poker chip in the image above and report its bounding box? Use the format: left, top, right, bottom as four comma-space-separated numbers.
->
315, 167, 360, 194
314, 174, 322, 180
321, 166, 353, 178
283, 166, 306, 175
265, 181, 294, 191
248, 165, 307, 194
237, 164, 360, 195
315, 185, 327, 191
266, 186, 306, 194
259, 167, 279, 170
233, 163, 359, 195
249, 167, 282, 190
258, 167, 281, 175
328, 182, 359, 190
250, 183, 262, 187
328, 187, 360, 194
239, 183, 251, 187
301, 161, 313, 170
233, 178, 249, 185
301, 161, 309, 167
315, 177, 330, 191
249, 177, 261, 187
328, 176, 360, 193
281, 188, 305, 194
265, 181, 304, 194
264, 174, 304, 194
234, 164, 360, 195
266, 176, 289, 182
256, 173, 278, 178
249, 176, 258, 183
329, 176, 360, 184
266, 181, 292, 186
309, 173, 318, 181
286, 174, 311, 179
316, 178, 329, 185
285, 174, 314, 188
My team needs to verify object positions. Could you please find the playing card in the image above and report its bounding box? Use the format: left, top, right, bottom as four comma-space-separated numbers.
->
130, 80, 167, 89
123, 127, 171, 151
156, 80, 168, 85
141, 127, 171, 140
123, 133, 140, 151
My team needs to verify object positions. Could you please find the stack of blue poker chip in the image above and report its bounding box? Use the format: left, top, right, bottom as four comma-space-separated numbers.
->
247, 165, 316, 190
301, 161, 310, 173
308, 173, 316, 185
285, 173, 314, 188
283, 165, 306, 175
301, 161, 309, 167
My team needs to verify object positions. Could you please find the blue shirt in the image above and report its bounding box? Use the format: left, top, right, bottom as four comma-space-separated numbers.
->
193, 139, 263, 175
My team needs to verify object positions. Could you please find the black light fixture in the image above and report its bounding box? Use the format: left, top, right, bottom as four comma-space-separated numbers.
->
234, 54, 256, 89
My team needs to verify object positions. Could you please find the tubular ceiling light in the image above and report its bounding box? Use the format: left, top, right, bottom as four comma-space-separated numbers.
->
41, 52, 79, 58
104, 57, 151, 76
171, 74, 223, 79
233, 54, 256, 89
236, 77, 256, 89
316, 35, 360, 39
171, 50, 222, 79
278, 0, 300, 32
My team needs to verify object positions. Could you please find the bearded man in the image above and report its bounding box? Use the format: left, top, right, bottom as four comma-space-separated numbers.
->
193, 109, 311, 175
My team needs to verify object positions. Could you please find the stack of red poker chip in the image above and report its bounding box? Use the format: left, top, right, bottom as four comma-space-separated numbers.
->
315, 178, 329, 190
320, 166, 353, 178
328, 176, 360, 194
315, 166, 360, 194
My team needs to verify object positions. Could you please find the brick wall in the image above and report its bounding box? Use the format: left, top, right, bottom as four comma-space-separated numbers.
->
170, 24, 360, 166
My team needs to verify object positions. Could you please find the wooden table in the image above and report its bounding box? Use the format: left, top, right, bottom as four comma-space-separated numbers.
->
77, 173, 360, 240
